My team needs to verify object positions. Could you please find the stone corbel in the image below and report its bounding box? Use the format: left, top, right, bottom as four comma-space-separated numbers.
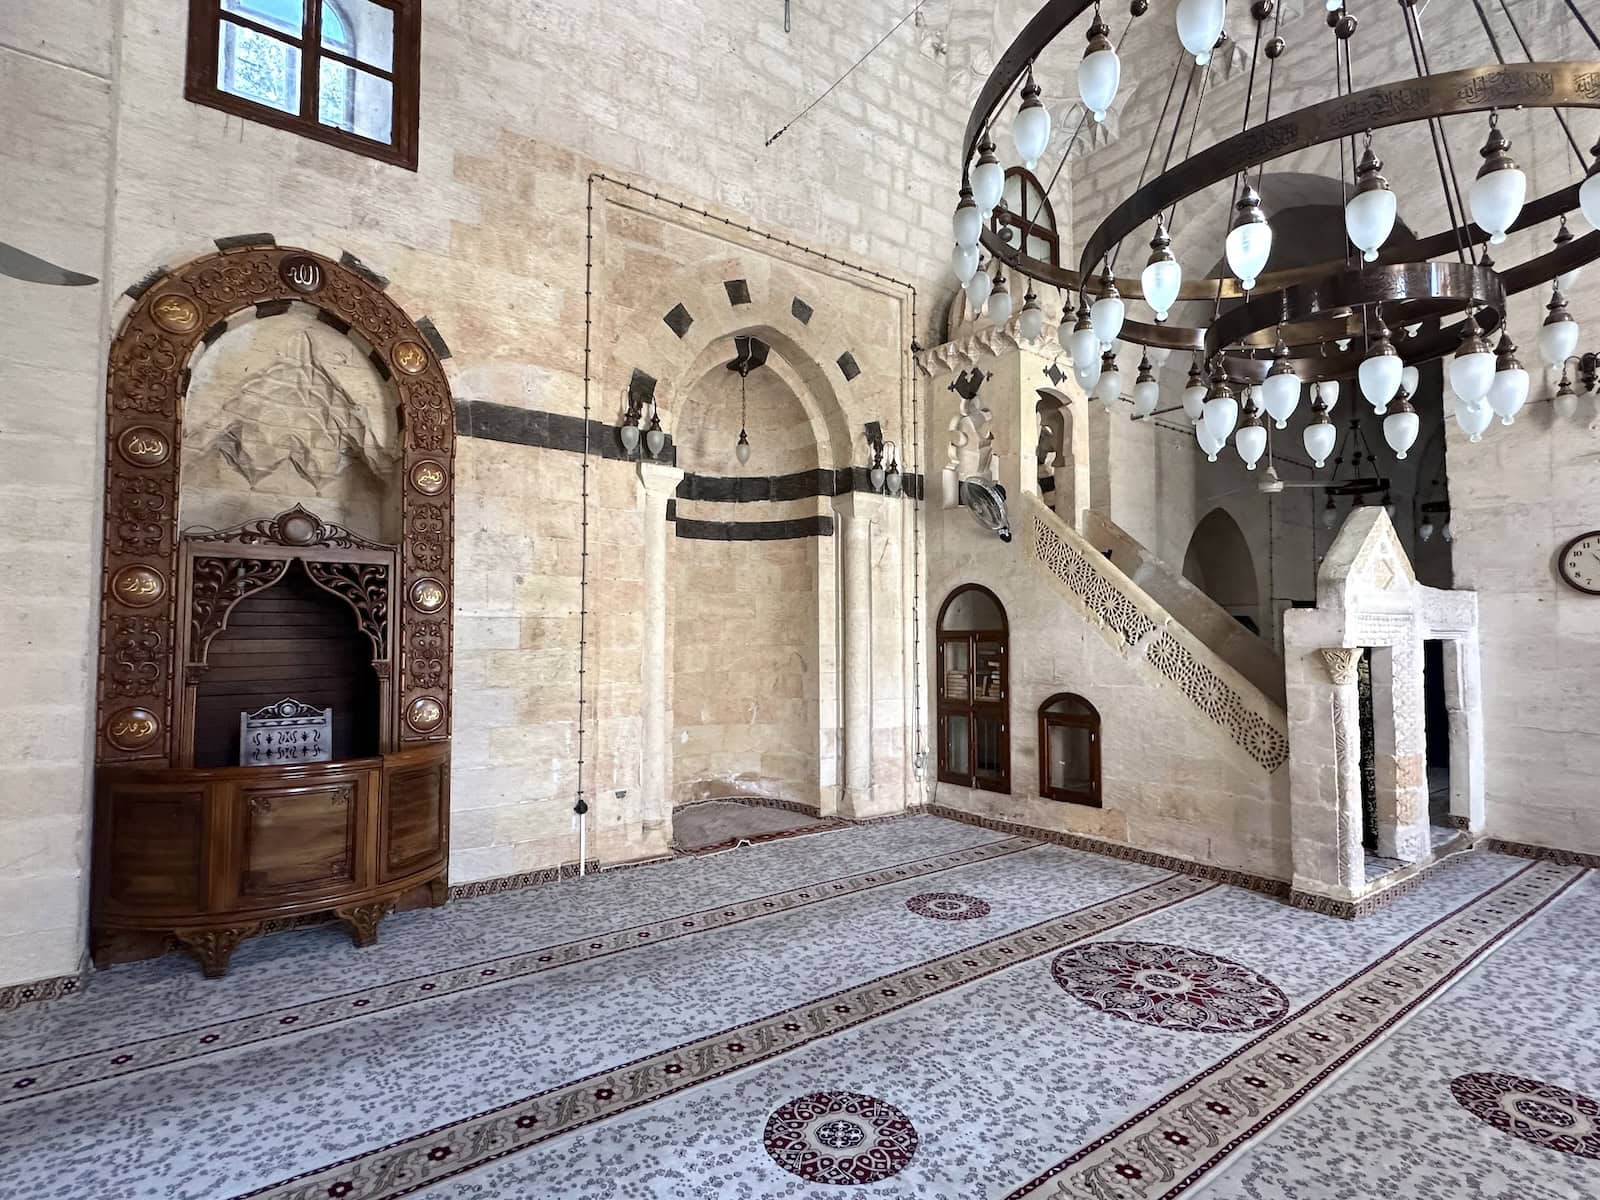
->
1319, 647, 1362, 686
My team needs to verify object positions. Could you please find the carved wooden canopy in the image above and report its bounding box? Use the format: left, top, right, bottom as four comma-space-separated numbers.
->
96, 246, 456, 764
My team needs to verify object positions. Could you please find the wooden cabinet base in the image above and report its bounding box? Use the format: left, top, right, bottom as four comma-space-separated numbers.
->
92, 744, 450, 978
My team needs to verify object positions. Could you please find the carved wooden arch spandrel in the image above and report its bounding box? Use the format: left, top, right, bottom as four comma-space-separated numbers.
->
96, 246, 456, 763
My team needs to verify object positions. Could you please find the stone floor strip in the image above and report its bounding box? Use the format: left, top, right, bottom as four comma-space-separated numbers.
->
2, 834, 1037, 1105
1001, 860, 1583, 1200
237, 873, 1214, 1200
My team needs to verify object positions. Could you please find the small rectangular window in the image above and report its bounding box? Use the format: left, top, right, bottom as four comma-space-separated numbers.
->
186, 0, 420, 170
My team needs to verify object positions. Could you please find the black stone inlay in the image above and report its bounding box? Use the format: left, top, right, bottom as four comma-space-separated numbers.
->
455, 400, 675, 464
255, 299, 293, 319
416, 316, 452, 360
339, 251, 390, 290
664, 303, 694, 338
791, 296, 814, 325
675, 516, 835, 542
124, 266, 168, 300
201, 320, 229, 347
837, 351, 861, 382
724, 279, 751, 306
214, 233, 275, 251
317, 310, 352, 336
629, 368, 658, 411
1044, 362, 1069, 387
674, 465, 922, 503
665, 499, 677, 522
367, 348, 393, 381
1040, 474, 1057, 494
454, 401, 473, 437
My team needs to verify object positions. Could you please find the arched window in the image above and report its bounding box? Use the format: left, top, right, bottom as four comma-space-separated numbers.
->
998, 168, 1060, 267
1039, 693, 1101, 807
936, 585, 1009, 793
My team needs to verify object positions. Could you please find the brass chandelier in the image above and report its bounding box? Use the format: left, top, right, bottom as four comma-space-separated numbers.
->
950, 0, 1600, 469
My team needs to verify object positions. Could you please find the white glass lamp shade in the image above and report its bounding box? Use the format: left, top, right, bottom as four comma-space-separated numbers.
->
1074, 359, 1099, 391
1359, 345, 1403, 413
1470, 119, 1526, 245
1582, 167, 1600, 232
1142, 257, 1183, 322
1012, 79, 1052, 170
1420, 518, 1435, 543
1177, 0, 1226, 66
619, 422, 641, 453
1303, 414, 1337, 468
1262, 368, 1300, 428
1454, 395, 1494, 442
1346, 185, 1397, 263
1383, 404, 1420, 459
1095, 353, 1121, 413
645, 424, 666, 457
1182, 381, 1208, 422
1554, 221, 1582, 292
1078, 25, 1120, 125
869, 464, 886, 491
1235, 420, 1267, 471
1554, 377, 1580, 419
1019, 291, 1045, 341
735, 433, 752, 464
1226, 186, 1272, 291
971, 137, 1005, 215
1133, 377, 1160, 418
953, 187, 982, 248
987, 278, 1014, 324
1203, 390, 1239, 442
951, 241, 979, 284
966, 269, 993, 316
886, 466, 903, 496
1321, 500, 1339, 530
1450, 327, 1496, 403
1401, 365, 1420, 399
1090, 285, 1125, 346
1488, 364, 1529, 424
1317, 379, 1340, 411
1196, 418, 1223, 462
1070, 319, 1100, 368
1442, 520, 1455, 543
1540, 297, 1580, 366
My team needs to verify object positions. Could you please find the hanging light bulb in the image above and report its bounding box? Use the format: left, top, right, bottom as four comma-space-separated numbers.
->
1203, 370, 1239, 442
1176, 0, 1226, 66
1468, 112, 1526, 245
620, 412, 641, 454
1318, 378, 1341, 412
1449, 315, 1496, 404
1539, 288, 1580, 366
1181, 360, 1208, 422
1018, 287, 1045, 341
1012, 72, 1052, 170
1225, 183, 1273, 291
1089, 266, 1125, 346
884, 442, 903, 496
734, 368, 753, 464
965, 263, 993, 315
950, 241, 979, 284
1345, 136, 1398, 262
735, 428, 751, 464
1358, 325, 1403, 413
1420, 517, 1435, 542
1260, 337, 1300, 428
645, 411, 666, 458
987, 271, 1013, 324
1078, 9, 1120, 124
1442, 518, 1455, 544
868, 442, 886, 492
1141, 221, 1183, 321
952, 184, 982, 248
1554, 369, 1580, 419
971, 134, 1005, 216
1401, 364, 1420, 400
1454, 394, 1494, 442
1487, 332, 1530, 425
1235, 398, 1267, 471
1554, 218, 1583, 294
1095, 349, 1121, 413
1069, 300, 1100, 369
1383, 394, 1419, 459
1582, 138, 1600, 230
1321, 495, 1339, 530
1132, 353, 1159, 418
1196, 416, 1223, 462
1303, 400, 1337, 468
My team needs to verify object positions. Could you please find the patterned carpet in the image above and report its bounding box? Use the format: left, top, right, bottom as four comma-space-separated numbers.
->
0, 816, 1593, 1199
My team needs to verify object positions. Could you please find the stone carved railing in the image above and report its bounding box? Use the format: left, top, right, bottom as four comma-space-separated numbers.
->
1027, 498, 1290, 773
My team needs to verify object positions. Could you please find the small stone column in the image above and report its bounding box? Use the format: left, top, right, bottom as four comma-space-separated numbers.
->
833, 491, 889, 818
1444, 637, 1486, 831
1319, 647, 1366, 890
638, 461, 684, 838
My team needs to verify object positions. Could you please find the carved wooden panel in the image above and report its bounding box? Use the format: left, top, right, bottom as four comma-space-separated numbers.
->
382, 756, 448, 880
99, 786, 207, 910
236, 778, 364, 900
96, 246, 454, 764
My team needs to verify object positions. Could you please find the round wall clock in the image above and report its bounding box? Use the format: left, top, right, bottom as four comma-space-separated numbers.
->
1557, 532, 1600, 595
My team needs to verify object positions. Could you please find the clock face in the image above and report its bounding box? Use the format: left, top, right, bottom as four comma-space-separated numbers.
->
1558, 532, 1600, 595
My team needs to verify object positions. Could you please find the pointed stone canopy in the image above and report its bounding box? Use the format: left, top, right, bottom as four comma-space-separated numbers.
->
1317, 506, 1418, 610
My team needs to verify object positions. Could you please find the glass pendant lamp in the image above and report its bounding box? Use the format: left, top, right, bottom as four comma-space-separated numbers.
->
1318, 378, 1341, 412
645, 411, 666, 458
1401, 364, 1420, 400
1132, 353, 1159, 418
1235, 400, 1267, 470
1196, 416, 1224, 462
1069, 301, 1100, 369
1176, 0, 1226, 66
1358, 325, 1403, 413
966, 265, 994, 316
1345, 138, 1397, 262
1261, 338, 1301, 428
1454, 394, 1494, 442
1077, 9, 1120, 124
1141, 222, 1183, 321
1226, 184, 1273, 291
951, 241, 979, 284
1487, 332, 1530, 425
1094, 350, 1121, 413
971, 134, 1005, 215
1303, 400, 1336, 468
1089, 267, 1125, 346
952, 184, 981, 248
987, 271, 1013, 324
1539, 288, 1580, 366
1582, 139, 1600, 230
1181, 360, 1208, 422
1449, 316, 1496, 404
1554, 370, 1580, 419
1383, 394, 1419, 459
1468, 113, 1527, 245
1555, 219, 1583, 294
1019, 288, 1045, 341
1012, 74, 1052, 171
1203, 373, 1239, 442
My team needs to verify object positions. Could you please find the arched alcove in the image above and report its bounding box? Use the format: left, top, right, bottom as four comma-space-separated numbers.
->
936, 584, 1009, 793
1184, 508, 1262, 634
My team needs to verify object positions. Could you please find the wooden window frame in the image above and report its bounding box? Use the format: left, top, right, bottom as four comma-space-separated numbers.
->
1038, 692, 1102, 808
996, 167, 1060, 268
935, 585, 1011, 795
185, 0, 421, 170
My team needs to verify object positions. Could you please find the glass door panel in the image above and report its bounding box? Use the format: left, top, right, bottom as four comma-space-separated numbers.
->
942, 713, 972, 780
973, 711, 1007, 789
974, 640, 1005, 702
941, 638, 971, 703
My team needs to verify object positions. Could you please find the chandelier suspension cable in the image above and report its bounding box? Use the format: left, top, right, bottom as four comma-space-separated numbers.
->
1561, 0, 1600, 50
1165, 56, 1216, 232
1402, 1, 1480, 269
1480, 0, 1588, 167
1109, 53, 1188, 273
1044, 10, 1139, 245
1211, 14, 1270, 326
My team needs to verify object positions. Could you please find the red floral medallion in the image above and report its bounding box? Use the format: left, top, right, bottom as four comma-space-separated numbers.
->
763, 1091, 919, 1185
1050, 941, 1288, 1033
1451, 1072, 1600, 1158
